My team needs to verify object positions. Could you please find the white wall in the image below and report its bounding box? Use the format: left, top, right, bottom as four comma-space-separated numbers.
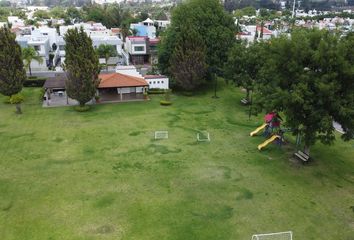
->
146, 77, 169, 89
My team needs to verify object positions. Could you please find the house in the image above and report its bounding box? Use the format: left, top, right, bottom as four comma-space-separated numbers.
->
116, 65, 143, 78
124, 36, 160, 65
130, 18, 156, 39
124, 36, 149, 65
58, 23, 123, 66
155, 20, 171, 30
42, 72, 149, 107
98, 73, 149, 102
16, 35, 51, 71
144, 75, 169, 89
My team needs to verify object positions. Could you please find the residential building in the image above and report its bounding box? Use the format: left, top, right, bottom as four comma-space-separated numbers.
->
144, 75, 169, 89
130, 18, 156, 39
16, 35, 51, 71
124, 36, 160, 65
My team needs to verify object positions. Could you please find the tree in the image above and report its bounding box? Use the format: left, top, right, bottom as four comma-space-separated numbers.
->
22, 47, 43, 76
96, 44, 117, 70
225, 41, 266, 102
66, 7, 82, 23
158, 0, 235, 79
64, 28, 100, 108
0, 27, 26, 114
50, 6, 66, 19
169, 27, 208, 91
254, 29, 354, 155
33, 10, 51, 20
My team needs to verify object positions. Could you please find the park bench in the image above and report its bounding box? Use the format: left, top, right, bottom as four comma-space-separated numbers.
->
240, 98, 249, 105
294, 150, 310, 163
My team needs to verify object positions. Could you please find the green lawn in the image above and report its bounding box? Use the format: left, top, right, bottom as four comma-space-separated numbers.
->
0, 84, 353, 240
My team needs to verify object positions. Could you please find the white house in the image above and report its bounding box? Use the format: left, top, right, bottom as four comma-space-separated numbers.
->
154, 20, 171, 30
116, 65, 143, 78
130, 18, 156, 39
144, 75, 169, 89
16, 35, 51, 71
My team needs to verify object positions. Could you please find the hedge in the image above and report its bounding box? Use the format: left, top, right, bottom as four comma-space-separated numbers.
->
23, 76, 47, 87
160, 100, 172, 106
148, 88, 166, 94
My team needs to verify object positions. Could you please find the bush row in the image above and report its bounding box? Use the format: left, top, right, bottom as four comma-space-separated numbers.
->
24, 76, 47, 87
148, 88, 166, 94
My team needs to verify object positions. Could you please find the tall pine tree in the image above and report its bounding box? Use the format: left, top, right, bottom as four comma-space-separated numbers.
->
64, 27, 100, 108
0, 27, 26, 114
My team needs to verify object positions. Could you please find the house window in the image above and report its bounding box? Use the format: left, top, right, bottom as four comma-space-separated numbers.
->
157, 81, 160, 84
134, 46, 144, 52
161, 81, 164, 84
33, 45, 40, 51
42, 33, 48, 35
153, 81, 156, 84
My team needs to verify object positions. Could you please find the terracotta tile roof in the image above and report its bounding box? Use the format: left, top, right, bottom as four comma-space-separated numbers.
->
98, 73, 148, 89
256, 26, 273, 35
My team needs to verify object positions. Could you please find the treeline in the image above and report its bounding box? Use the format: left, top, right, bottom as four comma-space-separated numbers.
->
158, 0, 354, 155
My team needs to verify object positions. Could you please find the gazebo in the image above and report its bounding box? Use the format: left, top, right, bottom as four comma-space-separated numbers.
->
98, 73, 149, 102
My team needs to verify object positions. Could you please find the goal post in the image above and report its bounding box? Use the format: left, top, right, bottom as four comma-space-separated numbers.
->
197, 131, 210, 142
251, 231, 293, 240
154, 131, 169, 140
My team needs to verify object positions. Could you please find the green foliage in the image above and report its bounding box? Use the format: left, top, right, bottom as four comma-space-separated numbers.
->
0, 27, 26, 98
9, 93, 24, 104
254, 29, 354, 152
234, 6, 256, 18
225, 41, 267, 101
95, 44, 117, 70
158, 0, 235, 78
33, 10, 51, 20
50, 6, 66, 19
169, 27, 208, 91
160, 100, 172, 106
22, 47, 43, 76
66, 7, 82, 23
64, 27, 100, 107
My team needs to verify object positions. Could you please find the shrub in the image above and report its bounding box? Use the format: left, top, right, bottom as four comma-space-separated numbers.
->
9, 94, 24, 104
74, 105, 90, 112
160, 100, 172, 106
39, 88, 46, 101
24, 77, 46, 87
148, 88, 165, 94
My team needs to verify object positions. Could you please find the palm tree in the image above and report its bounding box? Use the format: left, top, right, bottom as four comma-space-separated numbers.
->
22, 47, 43, 76
95, 45, 117, 71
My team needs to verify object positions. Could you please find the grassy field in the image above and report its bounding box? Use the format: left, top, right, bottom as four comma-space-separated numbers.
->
0, 83, 353, 240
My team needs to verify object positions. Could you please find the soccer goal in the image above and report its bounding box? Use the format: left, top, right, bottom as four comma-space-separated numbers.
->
251, 231, 293, 240
154, 131, 169, 140
197, 131, 210, 142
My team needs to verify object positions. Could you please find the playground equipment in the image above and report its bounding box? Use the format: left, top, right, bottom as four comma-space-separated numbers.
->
250, 123, 267, 136
250, 112, 284, 150
258, 135, 281, 150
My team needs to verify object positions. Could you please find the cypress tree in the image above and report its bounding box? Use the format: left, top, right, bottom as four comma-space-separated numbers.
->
0, 27, 26, 114
64, 27, 100, 108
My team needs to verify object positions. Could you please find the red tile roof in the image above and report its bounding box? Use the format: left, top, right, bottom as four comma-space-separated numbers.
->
256, 26, 273, 35
98, 73, 148, 89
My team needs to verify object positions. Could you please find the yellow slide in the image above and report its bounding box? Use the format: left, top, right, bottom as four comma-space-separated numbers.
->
258, 135, 280, 150
250, 123, 267, 136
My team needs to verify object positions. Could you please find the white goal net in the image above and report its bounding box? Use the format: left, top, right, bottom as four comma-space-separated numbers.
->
154, 131, 168, 139
197, 131, 210, 142
251, 231, 293, 240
